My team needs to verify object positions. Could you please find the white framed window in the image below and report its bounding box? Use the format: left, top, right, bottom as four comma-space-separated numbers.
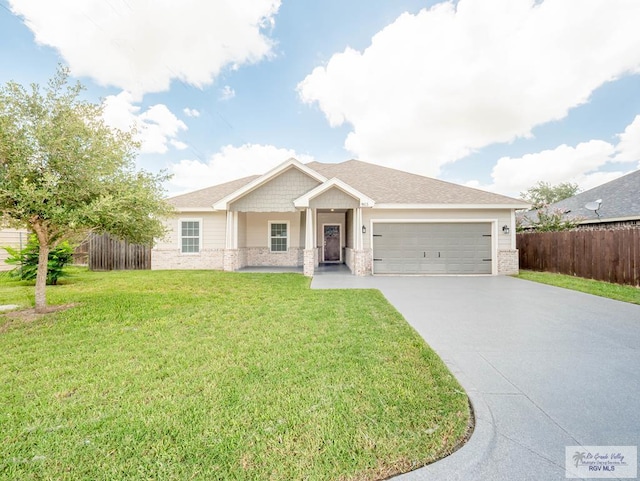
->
269, 221, 289, 252
180, 219, 202, 253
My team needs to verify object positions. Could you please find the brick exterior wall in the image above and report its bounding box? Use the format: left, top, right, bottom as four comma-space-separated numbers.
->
151, 249, 224, 270
223, 249, 240, 271
303, 249, 316, 277
497, 249, 519, 275
353, 249, 372, 276
245, 247, 304, 267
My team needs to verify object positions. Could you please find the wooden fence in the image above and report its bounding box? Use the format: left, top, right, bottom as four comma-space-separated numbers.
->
87, 233, 151, 271
517, 229, 640, 286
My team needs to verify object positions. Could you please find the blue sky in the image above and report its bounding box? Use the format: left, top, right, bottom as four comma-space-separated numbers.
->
2, 0, 640, 198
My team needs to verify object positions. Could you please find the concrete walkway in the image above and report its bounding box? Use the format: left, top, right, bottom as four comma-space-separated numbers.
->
311, 275, 640, 480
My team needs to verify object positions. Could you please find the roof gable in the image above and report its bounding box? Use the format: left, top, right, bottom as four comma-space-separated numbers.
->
293, 178, 375, 209
213, 158, 326, 211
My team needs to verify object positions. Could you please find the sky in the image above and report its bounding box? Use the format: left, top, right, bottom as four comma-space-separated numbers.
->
1, 0, 640, 199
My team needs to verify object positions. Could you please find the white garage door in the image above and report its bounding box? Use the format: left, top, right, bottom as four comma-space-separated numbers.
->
372, 223, 493, 274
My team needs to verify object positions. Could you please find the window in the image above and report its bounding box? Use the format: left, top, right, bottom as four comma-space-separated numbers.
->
180, 219, 201, 253
269, 222, 288, 252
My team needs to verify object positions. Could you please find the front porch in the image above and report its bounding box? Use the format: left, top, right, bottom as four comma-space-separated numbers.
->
222, 206, 372, 277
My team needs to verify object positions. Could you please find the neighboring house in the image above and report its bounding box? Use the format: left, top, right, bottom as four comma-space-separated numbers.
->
540, 169, 640, 229
152, 158, 529, 276
0, 228, 30, 271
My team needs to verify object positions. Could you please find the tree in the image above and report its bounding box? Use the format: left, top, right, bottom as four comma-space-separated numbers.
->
520, 181, 580, 209
0, 67, 173, 312
516, 206, 583, 232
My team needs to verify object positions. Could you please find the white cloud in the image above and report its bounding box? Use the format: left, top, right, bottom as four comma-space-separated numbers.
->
9, 0, 281, 97
487, 140, 617, 196
183, 108, 200, 118
298, 0, 640, 177
475, 115, 640, 197
102, 91, 187, 154
614, 115, 640, 163
220, 85, 236, 101
167, 144, 316, 194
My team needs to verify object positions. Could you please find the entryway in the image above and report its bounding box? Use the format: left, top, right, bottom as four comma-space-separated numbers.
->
322, 224, 341, 263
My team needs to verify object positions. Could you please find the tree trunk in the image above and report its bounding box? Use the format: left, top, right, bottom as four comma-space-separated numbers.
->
33, 226, 50, 313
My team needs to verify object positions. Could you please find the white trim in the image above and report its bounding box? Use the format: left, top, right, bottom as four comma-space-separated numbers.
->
179, 217, 203, 254
305, 208, 315, 249
370, 219, 498, 275
213, 158, 327, 211
510, 210, 516, 250
373, 203, 529, 210
268, 220, 290, 253
173, 207, 214, 213
322, 223, 342, 263
225, 211, 238, 249
293, 178, 375, 208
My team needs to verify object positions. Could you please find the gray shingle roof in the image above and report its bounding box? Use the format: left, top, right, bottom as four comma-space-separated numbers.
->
547, 169, 640, 223
169, 175, 259, 208
307, 160, 525, 205
168, 159, 527, 208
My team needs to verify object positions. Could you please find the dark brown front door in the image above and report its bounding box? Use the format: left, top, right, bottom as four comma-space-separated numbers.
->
323, 225, 341, 262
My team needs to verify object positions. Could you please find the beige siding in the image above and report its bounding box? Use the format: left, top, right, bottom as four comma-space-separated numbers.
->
154, 212, 227, 250
309, 188, 359, 209
0, 229, 29, 271
245, 212, 302, 248
230, 168, 321, 213
362, 208, 514, 250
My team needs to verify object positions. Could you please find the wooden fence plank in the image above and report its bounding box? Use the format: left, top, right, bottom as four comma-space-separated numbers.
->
88, 233, 151, 271
517, 228, 640, 287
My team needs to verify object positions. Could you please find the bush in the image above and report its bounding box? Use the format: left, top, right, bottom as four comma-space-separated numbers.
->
3, 235, 74, 285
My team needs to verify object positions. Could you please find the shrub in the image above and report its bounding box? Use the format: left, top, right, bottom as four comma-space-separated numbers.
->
3, 235, 74, 285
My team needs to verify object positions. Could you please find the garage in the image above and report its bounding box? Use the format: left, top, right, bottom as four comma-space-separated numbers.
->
372, 222, 493, 274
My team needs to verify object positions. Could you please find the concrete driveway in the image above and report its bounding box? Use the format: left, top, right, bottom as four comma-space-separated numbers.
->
311, 274, 640, 480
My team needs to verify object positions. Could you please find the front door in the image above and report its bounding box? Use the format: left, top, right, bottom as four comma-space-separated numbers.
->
323, 225, 341, 262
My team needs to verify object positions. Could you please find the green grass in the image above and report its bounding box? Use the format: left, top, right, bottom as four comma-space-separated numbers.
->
517, 270, 640, 305
0, 269, 470, 481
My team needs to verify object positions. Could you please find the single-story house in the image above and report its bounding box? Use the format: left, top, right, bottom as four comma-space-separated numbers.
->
537, 169, 640, 229
152, 158, 529, 276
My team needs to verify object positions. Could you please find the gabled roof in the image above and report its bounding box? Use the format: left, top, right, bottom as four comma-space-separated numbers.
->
293, 177, 375, 208
168, 158, 528, 209
213, 158, 326, 210
546, 169, 640, 223
307, 160, 527, 206
169, 175, 260, 210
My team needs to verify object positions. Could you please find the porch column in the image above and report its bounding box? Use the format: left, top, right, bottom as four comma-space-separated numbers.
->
225, 211, 238, 249
305, 208, 315, 249
303, 208, 316, 277
224, 211, 239, 271
355, 207, 363, 250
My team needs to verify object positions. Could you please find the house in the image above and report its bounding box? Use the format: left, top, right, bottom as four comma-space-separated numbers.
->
0, 228, 29, 271
541, 169, 640, 229
152, 158, 529, 276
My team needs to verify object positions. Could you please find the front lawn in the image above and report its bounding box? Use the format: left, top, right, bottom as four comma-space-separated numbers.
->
517, 270, 640, 305
0, 270, 470, 481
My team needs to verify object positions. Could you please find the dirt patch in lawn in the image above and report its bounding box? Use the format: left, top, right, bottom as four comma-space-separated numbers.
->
0, 303, 77, 332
